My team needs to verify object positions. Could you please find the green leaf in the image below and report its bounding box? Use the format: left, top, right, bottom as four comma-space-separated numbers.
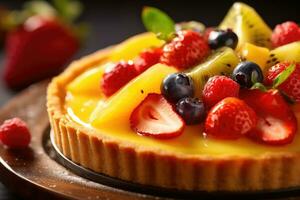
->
251, 82, 267, 92
273, 64, 296, 88
52, 0, 83, 23
142, 7, 175, 41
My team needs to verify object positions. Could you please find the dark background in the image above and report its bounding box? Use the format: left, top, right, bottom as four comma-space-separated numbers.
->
0, 0, 299, 199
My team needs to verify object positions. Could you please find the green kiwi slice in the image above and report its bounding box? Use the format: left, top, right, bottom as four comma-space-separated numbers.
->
265, 41, 300, 69
186, 47, 239, 97
219, 2, 272, 49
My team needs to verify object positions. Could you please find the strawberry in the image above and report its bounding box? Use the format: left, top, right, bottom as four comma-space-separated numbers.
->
3, 16, 79, 89
160, 30, 210, 69
130, 93, 185, 139
205, 97, 257, 139
240, 89, 297, 145
203, 27, 214, 42
265, 62, 300, 102
134, 47, 162, 74
202, 75, 240, 108
0, 118, 31, 148
101, 61, 138, 97
271, 21, 300, 48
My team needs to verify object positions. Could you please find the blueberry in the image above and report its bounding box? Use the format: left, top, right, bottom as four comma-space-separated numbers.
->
161, 73, 195, 102
176, 97, 206, 125
232, 61, 264, 88
208, 29, 238, 49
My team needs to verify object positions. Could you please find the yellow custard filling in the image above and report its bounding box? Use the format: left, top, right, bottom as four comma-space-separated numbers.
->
65, 62, 300, 157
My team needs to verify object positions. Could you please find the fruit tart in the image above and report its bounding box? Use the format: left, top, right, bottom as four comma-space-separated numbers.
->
47, 2, 300, 192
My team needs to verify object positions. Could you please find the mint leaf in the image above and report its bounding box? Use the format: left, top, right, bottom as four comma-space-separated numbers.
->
142, 7, 175, 41
273, 64, 296, 88
251, 82, 267, 92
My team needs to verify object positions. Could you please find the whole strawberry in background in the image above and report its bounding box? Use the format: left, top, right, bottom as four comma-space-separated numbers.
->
2, 0, 88, 89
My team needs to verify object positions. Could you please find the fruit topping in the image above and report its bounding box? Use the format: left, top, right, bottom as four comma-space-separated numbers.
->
205, 97, 257, 139
265, 42, 300, 69
203, 27, 214, 42
160, 30, 210, 69
110, 33, 164, 62
240, 89, 297, 145
186, 47, 239, 97
92, 64, 178, 127
232, 61, 264, 88
134, 47, 162, 74
219, 2, 272, 49
238, 43, 269, 71
101, 61, 138, 97
265, 62, 300, 102
203, 75, 240, 108
175, 21, 205, 34
0, 118, 31, 148
271, 21, 300, 48
208, 29, 238, 49
130, 93, 185, 139
176, 97, 206, 125
161, 73, 194, 103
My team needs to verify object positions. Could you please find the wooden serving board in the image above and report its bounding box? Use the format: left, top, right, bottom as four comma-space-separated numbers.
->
0, 81, 300, 200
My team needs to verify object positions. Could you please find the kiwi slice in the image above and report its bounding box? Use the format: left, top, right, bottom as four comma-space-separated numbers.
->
219, 2, 272, 49
265, 42, 300, 70
186, 47, 239, 97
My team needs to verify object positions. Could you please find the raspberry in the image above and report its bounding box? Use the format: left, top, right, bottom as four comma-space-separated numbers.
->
205, 97, 257, 139
271, 21, 300, 48
202, 75, 240, 108
265, 62, 300, 102
0, 118, 31, 148
160, 30, 210, 69
134, 48, 162, 74
101, 61, 138, 97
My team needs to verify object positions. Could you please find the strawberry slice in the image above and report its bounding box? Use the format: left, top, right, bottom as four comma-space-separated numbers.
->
240, 89, 297, 145
130, 93, 185, 139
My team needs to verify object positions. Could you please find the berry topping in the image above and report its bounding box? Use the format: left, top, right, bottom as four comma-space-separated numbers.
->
176, 97, 206, 125
203, 27, 214, 42
232, 61, 264, 88
101, 61, 138, 97
134, 47, 162, 74
0, 118, 31, 148
160, 30, 210, 69
265, 62, 300, 102
271, 21, 300, 48
205, 97, 257, 139
208, 29, 238, 49
161, 73, 195, 103
240, 89, 297, 145
203, 75, 240, 108
130, 93, 185, 139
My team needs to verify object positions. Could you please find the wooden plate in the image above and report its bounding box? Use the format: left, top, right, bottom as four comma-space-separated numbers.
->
1, 82, 300, 200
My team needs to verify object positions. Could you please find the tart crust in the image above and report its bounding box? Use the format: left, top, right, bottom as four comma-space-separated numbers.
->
47, 47, 300, 192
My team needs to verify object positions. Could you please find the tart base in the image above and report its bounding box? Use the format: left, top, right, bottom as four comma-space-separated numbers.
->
47, 47, 300, 192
